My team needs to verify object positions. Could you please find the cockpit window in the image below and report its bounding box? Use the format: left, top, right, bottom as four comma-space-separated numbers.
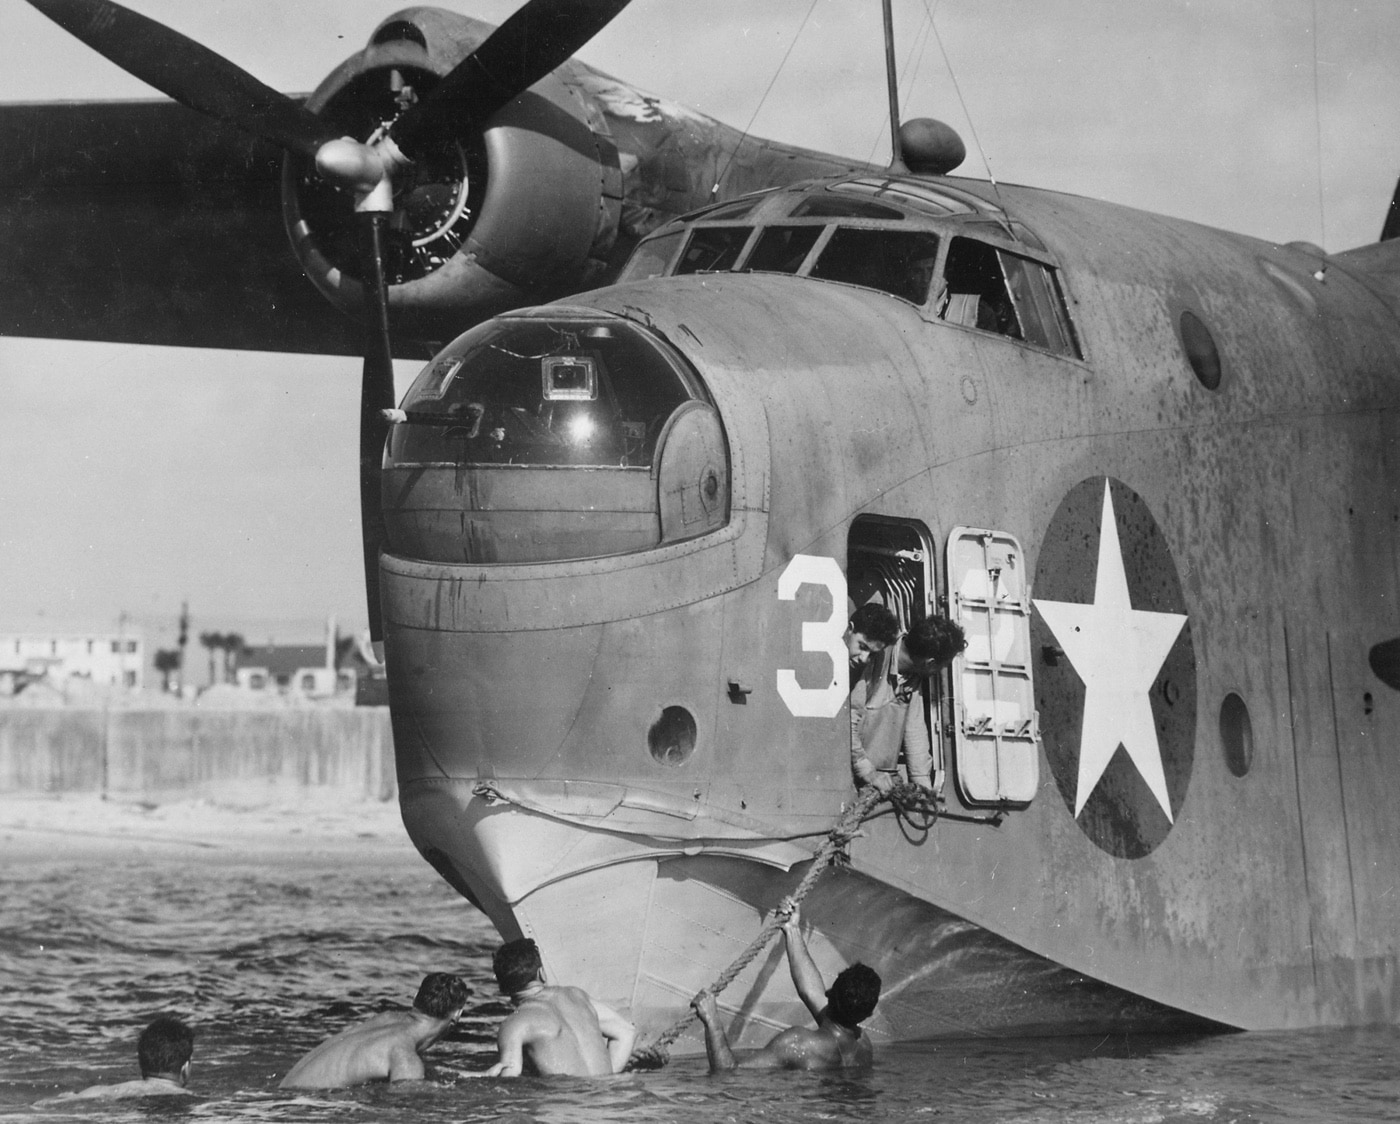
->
699, 196, 769, 221
810, 228, 941, 305
788, 195, 904, 220
940, 237, 1081, 357
392, 316, 705, 468
616, 230, 683, 283
675, 227, 753, 274
745, 225, 824, 274
830, 178, 977, 217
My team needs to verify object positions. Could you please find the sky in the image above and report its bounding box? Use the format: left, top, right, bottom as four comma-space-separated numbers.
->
2, 0, 1398, 657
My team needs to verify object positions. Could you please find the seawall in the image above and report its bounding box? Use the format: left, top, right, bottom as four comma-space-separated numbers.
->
0, 708, 396, 803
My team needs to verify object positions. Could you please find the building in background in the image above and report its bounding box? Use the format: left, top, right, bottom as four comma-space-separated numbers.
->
0, 629, 144, 694
232, 619, 384, 704
235, 644, 330, 692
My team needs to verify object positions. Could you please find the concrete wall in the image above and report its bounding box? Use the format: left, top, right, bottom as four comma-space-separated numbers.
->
0, 708, 396, 803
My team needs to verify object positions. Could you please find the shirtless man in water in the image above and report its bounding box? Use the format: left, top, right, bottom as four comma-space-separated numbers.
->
692, 906, 881, 1071
486, 939, 636, 1076
280, 972, 469, 1088
44, 1016, 196, 1102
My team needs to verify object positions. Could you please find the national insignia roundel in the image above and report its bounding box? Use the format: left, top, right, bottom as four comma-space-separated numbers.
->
1030, 477, 1196, 858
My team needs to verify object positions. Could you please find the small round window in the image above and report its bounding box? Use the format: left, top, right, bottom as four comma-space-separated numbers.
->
648, 706, 697, 766
1219, 692, 1254, 777
1179, 310, 1222, 390
1368, 638, 1400, 692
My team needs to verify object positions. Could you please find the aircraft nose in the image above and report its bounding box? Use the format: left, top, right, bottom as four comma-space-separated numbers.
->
381, 309, 728, 566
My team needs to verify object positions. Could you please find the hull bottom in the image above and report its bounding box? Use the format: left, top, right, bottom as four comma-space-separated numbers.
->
401, 782, 1226, 1051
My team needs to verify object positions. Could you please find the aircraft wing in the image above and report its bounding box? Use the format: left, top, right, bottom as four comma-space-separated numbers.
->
0, 98, 360, 356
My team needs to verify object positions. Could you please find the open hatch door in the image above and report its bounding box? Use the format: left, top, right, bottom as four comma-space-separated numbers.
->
946, 527, 1040, 806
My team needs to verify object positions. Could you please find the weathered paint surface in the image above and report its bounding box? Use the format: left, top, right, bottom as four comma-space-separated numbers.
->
11, 0, 1400, 1048
385, 174, 1400, 1042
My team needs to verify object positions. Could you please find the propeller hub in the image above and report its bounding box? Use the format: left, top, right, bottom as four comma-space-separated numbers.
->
315, 137, 386, 193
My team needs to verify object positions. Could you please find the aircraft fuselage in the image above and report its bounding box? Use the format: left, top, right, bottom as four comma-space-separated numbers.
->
384, 170, 1400, 1042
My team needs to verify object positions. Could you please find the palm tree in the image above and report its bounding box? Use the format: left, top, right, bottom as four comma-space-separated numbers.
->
198, 631, 223, 684
335, 634, 357, 669
222, 632, 246, 683
154, 648, 181, 692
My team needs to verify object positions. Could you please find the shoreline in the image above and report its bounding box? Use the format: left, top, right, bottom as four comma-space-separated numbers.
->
0, 791, 419, 864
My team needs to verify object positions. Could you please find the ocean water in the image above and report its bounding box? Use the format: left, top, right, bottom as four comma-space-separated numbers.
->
3, 842, 1399, 1123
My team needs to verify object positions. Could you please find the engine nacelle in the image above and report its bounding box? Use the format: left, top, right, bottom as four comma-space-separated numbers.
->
281, 7, 623, 343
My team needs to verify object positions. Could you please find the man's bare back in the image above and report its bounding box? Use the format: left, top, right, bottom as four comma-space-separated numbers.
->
281, 973, 469, 1089
488, 984, 634, 1076
280, 1012, 432, 1088
42, 1077, 193, 1103
692, 906, 881, 1073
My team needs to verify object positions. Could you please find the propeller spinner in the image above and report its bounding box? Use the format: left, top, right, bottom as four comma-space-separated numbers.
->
25, 0, 634, 640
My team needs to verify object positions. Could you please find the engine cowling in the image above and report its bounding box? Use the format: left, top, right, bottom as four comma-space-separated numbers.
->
281, 7, 623, 343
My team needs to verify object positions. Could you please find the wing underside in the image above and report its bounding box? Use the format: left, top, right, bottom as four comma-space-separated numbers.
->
0, 98, 359, 356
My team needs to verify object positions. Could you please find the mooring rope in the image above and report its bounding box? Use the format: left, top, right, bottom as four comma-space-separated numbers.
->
624, 781, 934, 1071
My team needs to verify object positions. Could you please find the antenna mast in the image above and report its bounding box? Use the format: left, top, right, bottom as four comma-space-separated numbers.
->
882, 0, 906, 171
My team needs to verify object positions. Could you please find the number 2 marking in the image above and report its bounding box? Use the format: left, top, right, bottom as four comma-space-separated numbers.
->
776, 554, 848, 718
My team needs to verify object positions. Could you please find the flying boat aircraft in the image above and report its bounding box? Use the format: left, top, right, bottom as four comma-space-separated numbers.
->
9, 0, 1400, 1050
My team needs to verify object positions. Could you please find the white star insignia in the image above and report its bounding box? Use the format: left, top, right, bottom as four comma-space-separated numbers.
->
1033, 481, 1187, 822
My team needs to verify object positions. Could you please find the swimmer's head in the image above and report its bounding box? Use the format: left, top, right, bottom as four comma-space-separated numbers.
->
413, 973, 471, 1019
493, 938, 544, 995
824, 963, 881, 1029
137, 1016, 193, 1080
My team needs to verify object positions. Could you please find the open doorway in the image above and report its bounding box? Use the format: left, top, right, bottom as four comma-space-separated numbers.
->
847, 515, 948, 793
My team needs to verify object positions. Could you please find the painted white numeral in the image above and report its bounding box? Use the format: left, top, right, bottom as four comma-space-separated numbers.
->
776, 554, 848, 718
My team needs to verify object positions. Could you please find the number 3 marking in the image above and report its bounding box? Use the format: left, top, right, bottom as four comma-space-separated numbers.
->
776, 554, 848, 718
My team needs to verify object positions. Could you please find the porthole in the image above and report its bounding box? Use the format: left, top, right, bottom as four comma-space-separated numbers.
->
648, 706, 697, 766
1179, 310, 1222, 390
1219, 692, 1253, 778
1368, 638, 1400, 691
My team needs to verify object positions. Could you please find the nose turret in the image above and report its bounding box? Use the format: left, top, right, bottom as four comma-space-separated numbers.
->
382, 308, 728, 564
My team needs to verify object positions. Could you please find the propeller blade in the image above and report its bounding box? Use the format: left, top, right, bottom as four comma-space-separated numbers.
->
357, 214, 398, 642
391, 0, 632, 157
25, 0, 335, 158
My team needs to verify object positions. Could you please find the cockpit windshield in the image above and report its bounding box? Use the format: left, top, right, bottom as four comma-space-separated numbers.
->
613, 174, 1081, 358
392, 315, 706, 469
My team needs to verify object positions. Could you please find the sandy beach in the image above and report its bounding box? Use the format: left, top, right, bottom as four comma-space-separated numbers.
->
0, 792, 419, 864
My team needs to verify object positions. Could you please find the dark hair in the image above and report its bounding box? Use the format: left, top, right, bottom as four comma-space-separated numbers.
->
903, 616, 966, 668
137, 1016, 193, 1078
850, 603, 899, 647
413, 973, 470, 1019
825, 963, 882, 1028
493, 939, 543, 995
